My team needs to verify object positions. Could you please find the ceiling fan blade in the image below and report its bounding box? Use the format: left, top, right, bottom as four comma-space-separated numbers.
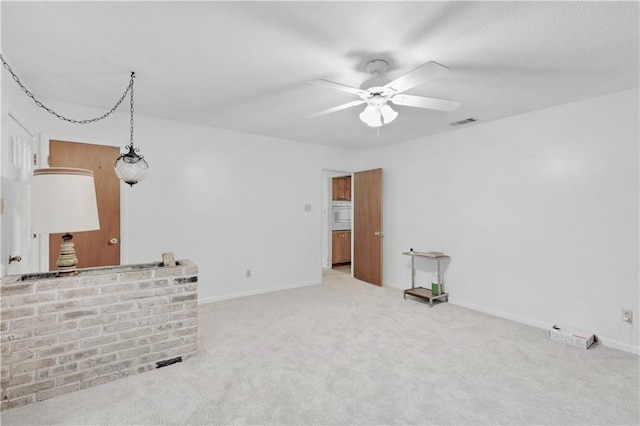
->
389, 94, 461, 112
383, 61, 450, 95
310, 79, 369, 97
305, 99, 366, 118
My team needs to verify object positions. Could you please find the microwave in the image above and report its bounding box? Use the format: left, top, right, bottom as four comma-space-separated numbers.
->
332, 201, 351, 231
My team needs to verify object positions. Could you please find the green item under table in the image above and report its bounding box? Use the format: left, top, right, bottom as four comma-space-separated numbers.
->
402, 250, 450, 307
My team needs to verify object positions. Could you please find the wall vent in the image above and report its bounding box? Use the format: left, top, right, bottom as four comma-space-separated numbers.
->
156, 356, 183, 369
450, 118, 478, 127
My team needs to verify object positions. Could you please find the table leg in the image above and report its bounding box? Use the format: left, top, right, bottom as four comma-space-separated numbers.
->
411, 255, 415, 289
436, 259, 442, 295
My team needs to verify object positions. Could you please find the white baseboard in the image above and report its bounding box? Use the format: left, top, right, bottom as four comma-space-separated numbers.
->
382, 279, 405, 290
198, 279, 321, 305
596, 336, 640, 355
450, 298, 552, 330
450, 297, 639, 356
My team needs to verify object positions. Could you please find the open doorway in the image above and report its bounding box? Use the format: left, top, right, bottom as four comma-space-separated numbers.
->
321, 170, 352, 276
321, 168, 384, 285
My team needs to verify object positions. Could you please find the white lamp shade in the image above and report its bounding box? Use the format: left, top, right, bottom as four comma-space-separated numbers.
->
32, 168, 100, 234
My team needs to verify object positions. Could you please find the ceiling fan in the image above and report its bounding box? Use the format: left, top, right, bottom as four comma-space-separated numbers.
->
307, 59, 461, 128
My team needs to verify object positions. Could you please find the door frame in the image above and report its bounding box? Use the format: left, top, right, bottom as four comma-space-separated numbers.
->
321, 169, 353, 273
38, 134, 130, 272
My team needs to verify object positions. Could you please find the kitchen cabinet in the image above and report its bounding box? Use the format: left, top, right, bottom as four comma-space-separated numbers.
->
332, 231, 351, 264
332, 176, 351, 201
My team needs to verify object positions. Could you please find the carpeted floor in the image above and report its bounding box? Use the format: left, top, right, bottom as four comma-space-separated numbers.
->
1, 269, 638, 425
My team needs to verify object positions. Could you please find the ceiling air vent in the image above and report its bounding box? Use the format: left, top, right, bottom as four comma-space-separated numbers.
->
450, 118, 477, 127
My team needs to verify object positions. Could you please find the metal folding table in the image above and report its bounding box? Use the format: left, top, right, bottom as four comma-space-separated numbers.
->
402, 251, 450, 307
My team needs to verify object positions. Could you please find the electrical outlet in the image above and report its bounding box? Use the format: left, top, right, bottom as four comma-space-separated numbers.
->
621, 309, 633, 323
246, 269, 251, 278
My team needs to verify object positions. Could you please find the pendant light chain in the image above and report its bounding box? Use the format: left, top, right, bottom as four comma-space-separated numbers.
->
0, 53, 134, 125
128, 72, 138, 152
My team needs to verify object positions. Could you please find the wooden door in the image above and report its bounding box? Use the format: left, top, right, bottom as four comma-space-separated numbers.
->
353, 168, 383, 286
49, 140, 121, 270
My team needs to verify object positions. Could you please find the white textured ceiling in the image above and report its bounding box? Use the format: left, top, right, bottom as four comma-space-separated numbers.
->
2, 1, 638, 150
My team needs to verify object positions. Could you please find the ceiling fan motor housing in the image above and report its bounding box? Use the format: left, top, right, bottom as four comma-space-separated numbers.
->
367, 94, 388, 107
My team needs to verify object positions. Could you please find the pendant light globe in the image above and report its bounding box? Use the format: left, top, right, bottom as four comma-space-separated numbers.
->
115, 145, 149, 186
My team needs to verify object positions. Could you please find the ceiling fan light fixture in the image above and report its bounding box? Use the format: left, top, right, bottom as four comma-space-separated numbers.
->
380, 104, 398, 124
359, 105, 383, 127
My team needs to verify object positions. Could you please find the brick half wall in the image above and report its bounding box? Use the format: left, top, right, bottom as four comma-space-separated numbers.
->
0, 259, 198, 411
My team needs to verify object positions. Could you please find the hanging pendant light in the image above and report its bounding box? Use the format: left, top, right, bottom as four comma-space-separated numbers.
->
114, 72, 149, 186
1, 54, 148, 185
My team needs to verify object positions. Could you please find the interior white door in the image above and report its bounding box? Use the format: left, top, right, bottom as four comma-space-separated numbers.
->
1, 113, 40, 276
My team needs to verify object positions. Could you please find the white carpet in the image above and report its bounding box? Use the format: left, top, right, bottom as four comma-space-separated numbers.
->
1, 269, 638, 425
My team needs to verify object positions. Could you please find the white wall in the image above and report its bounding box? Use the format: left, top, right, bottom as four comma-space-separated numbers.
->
28, 100, 357, 303
357, 88, 639, 353
3, 72, 637, 353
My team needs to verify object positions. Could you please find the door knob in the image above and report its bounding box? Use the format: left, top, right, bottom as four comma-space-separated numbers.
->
109, 238, 118, 245
8, 255, 22, 264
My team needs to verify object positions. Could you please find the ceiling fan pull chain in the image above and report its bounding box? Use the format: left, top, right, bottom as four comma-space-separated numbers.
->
0, 53, 134, 125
